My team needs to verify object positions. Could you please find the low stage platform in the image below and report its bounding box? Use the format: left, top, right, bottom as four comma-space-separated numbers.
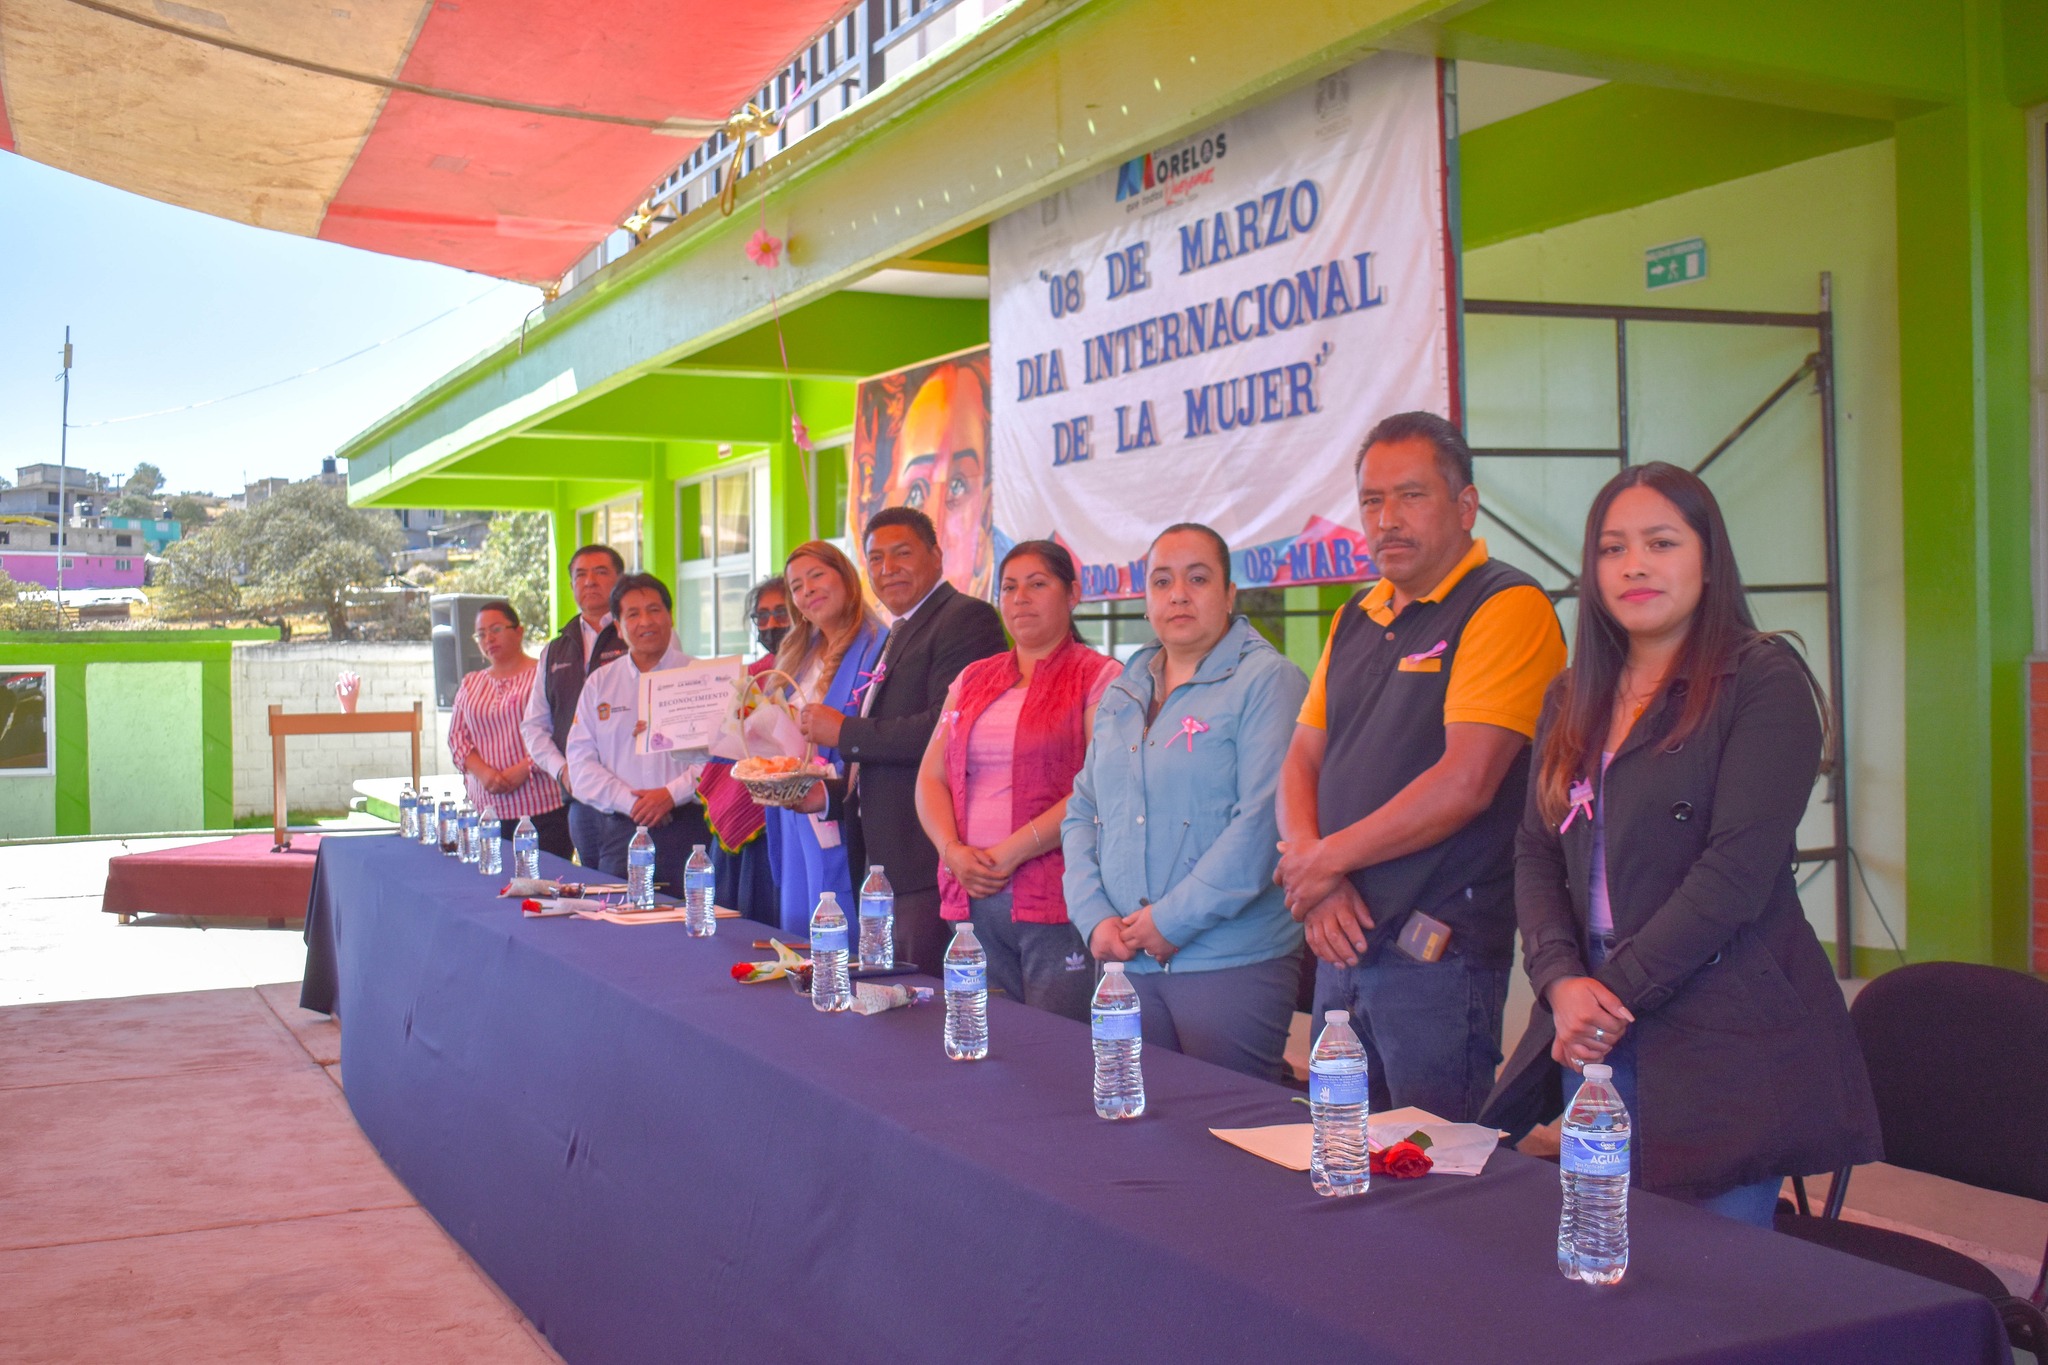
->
103, 833, 325, 926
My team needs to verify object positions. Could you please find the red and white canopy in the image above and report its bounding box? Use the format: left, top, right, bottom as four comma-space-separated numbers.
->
0, 0, 850, 282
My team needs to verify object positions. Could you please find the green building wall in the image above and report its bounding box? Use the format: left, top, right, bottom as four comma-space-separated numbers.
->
0, 631, 269, 838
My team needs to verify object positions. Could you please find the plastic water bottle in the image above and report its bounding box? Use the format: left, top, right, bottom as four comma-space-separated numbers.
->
683, 845, 716, 937
1090, 962, 1144, 1119
477, 803, 501, 875
1309, 1010, 1370, 1197
942, 923, 988, 1060
437, 798, 459, 854
627, 827, 656, 909
513, 815, 539, 879
809, 892, 851, 1012
1559, 1062, 1631, 1285
398, 784, 418, 839
418, 792, 439, 846
458, 800, 481, 864
858, 864, 895, 970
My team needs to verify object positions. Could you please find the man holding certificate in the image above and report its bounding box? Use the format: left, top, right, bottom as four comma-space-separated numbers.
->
566, 572, 715, 888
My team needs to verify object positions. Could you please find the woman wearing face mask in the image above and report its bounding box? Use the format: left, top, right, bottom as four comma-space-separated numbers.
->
1063, 524, 1310, 1081
1484, 463, 1879, 1226
914, 542, 1117, 1021
766, 544, 888, 934
696, 576, 790, 927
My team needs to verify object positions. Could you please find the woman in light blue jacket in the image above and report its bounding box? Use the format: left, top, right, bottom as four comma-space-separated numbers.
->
1063, 523, 1309, 1082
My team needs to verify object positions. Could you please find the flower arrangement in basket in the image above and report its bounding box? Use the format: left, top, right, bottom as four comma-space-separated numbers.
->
723, 668, 827, 808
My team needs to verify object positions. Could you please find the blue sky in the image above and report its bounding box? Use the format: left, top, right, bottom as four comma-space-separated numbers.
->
0, 152, 541, 499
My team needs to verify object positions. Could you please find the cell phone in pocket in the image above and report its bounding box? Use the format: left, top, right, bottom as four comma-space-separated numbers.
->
1396, 910, 1452, 963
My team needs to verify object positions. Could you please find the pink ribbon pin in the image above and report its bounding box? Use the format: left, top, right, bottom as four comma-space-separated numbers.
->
1403, 639, 1449, 665
1559, 778, 1595, 832
849, 662, 887, 707
940, 709, 961, 727
1174, 716, 1209, 752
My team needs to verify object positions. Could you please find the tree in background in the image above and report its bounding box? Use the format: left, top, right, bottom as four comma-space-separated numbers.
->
446, 511, 552, 628
238, 482, 402, 639
158, 526, 245, 624
110, 462, 166, 519
164, 494, 210, 531
159, 483, 401, 638
0, 566, 63, 630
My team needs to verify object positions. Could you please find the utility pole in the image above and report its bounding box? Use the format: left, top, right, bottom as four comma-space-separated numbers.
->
56, 328, 72, 623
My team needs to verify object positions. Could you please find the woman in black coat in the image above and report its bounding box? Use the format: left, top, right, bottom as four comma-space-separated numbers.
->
1482, 462, 1880, 1227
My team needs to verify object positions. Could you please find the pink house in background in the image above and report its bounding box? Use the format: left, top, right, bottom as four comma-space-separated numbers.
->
1, 522, 149, 590
3, 544, 148, 589
2, 551, 148, 590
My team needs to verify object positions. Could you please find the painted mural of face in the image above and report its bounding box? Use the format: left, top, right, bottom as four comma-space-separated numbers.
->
888, 363, 990, 596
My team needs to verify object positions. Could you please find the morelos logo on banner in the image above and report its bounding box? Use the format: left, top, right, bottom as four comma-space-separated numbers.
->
991, 52, 1455, 598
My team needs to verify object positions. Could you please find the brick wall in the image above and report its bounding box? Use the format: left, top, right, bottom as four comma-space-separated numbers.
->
2033, 659, 2048, 975
231, 641, 457, 818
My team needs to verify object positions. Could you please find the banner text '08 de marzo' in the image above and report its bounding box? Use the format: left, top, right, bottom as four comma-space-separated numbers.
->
991, 52, 1455, 599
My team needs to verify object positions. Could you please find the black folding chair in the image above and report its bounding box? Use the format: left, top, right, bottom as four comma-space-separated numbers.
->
1774, 962, 2048, 1355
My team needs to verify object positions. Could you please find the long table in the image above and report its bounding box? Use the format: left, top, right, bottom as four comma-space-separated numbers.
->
302, 834, 2009, 1365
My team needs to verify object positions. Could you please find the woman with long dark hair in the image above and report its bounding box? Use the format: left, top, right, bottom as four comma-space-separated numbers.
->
914, 541, 1118, 1020
1484, 462, 1879, 1226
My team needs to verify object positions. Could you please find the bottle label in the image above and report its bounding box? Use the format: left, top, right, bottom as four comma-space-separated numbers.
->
629, 850, 654, 866
811, 924, 848, 953
1560, 1128, 1630, 1177
686, 873, 714, 890
945, 963, 986, 993
1091, 1007, 1141, 1041
1308, 1061, 1366, 1107
859, 897, 890, 920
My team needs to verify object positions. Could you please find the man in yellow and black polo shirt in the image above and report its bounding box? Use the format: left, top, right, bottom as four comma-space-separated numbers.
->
1277, 412, 1565, 1122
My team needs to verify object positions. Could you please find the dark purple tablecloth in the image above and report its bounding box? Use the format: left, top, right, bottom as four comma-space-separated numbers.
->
302, 834, 2009, 1365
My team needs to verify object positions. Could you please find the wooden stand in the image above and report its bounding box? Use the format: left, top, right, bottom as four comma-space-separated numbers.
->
268, 703, 423, 851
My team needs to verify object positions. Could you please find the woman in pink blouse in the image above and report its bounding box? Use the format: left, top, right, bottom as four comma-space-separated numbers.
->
448, 600, 567, 846
915, 542, 1117, 1021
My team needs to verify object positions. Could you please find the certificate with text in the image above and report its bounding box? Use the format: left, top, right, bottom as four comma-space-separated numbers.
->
636, 656, 745, 755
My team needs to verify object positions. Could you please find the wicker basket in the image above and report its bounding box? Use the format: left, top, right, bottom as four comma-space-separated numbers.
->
732, 669, 823, 808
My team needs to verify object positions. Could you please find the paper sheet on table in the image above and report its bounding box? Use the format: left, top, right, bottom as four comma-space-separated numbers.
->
570, 906, 743, 925
1209, 1105, 1502, 1177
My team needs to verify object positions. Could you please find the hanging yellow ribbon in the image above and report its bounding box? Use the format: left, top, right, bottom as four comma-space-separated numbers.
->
718, 103, 783, 216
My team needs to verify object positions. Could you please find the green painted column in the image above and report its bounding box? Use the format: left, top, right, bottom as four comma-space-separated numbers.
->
642, 474, 677, 595
1894, 0, 2034, 967
52, 661, 89, 835
201, 656, 232, 829
550, 492, 579, 629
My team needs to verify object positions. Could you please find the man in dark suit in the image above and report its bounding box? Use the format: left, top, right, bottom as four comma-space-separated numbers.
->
798, 507, 1007, 971
520, 543, 628, 864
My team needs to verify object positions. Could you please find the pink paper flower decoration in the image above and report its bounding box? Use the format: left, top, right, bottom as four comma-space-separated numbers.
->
746, 228, 783, 268
790, 412, 814, 452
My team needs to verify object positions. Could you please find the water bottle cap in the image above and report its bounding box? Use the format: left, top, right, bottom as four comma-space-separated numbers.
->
692, 844, 706, 854
1582, 1063, 1612, 1082
1103, 961, 1125, 973
871, 864, 883, 872
1324, 1009, 1349, 1024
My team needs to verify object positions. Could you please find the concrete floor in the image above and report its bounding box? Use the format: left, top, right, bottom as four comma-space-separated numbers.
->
0, 836, 559, 1364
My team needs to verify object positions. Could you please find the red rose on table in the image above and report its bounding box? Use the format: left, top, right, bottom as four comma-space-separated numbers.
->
729, 963, 754, 981
1370, 1140, 1433, 1179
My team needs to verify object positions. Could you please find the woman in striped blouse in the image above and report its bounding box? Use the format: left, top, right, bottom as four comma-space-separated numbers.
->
448, 600, 568, 847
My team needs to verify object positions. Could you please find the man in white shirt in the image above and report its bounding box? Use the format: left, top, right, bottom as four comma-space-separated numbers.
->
523, 544, 627, 864
565, 572, 713, 885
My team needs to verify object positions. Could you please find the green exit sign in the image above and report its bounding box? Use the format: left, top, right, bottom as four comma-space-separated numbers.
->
1646, 238, 1707, 289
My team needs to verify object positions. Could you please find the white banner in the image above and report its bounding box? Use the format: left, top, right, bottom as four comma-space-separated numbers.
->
990, 52, 1454, 597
